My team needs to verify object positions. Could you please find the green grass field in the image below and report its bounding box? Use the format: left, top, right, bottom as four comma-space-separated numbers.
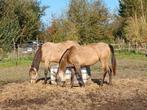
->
0, 56, 32, 68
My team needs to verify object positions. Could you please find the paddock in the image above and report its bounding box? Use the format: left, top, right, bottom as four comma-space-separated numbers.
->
0, 54, 147, 110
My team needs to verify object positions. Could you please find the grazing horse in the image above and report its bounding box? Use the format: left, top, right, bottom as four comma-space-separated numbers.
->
57, 42, 116, 87
29, 40, 79, 84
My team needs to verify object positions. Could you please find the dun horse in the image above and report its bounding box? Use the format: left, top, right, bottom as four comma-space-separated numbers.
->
29, 41, 79, 83
57, 42, 116, 87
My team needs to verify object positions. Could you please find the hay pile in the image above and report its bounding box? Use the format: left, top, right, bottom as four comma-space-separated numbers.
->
0, 78, 147, 110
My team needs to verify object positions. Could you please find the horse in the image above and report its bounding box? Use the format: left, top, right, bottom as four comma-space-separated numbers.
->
29, 40, 79, 84
56, 42, 116, 87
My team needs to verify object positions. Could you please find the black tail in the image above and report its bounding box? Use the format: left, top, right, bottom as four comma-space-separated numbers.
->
109, 44, 116, 75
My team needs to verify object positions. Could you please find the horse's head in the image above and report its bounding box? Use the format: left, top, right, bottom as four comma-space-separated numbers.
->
29, 67, 38, 83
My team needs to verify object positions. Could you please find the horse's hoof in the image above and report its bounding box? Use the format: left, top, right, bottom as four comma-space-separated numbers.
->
99, 81, 103, 86
48, 80, 52, 84
79, 83, 85, 87
59, 81, 66, 87
62, 85, 66, 87
70, 83, 74, 88
81, 85, 85, 88
43, 81, 47, 84
108, 83, 113, 86
62, 83, 66, 87
82, 84, 85, 87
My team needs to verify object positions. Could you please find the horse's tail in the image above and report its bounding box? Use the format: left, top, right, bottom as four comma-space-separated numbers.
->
31, 44, 42, 71
109, 44, 116, 76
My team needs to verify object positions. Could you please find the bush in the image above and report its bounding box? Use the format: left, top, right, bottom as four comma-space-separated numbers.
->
0, 48, 4, 60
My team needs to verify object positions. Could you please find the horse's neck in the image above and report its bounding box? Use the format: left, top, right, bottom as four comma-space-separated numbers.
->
31, 47, 42, 71
58, 49, 71, 74
31, 59, 40, 71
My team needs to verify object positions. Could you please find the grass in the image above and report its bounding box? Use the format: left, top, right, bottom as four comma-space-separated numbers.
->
0, 50, 147, 91
116, 50, 146, 59
0, 64, 30, 86
0, 57, 32, 85
0, 51, 146, 68
0, 56, 32, 68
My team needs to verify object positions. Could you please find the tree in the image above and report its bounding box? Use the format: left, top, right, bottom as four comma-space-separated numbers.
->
0, 0, 46, 51
46, 0, 113, 44
68, 0, 111, 44
46, 18, 79, 42
117, 0, 147, 44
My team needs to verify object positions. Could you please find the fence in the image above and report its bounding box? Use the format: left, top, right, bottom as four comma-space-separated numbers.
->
111, 43, 147, 55
0, 43, 38, 65
0, 42, 147, 65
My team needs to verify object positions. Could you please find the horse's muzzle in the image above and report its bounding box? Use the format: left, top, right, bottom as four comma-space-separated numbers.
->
55, 77, 65, 87
57, 81, 66, 87
30, 78, 37, 83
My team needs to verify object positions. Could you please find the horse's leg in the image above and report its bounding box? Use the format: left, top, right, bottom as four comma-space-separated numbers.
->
70, 68, 75, 88
44, 60, 49, 84
108, 66, 112, 85
102, 70, 107, 84
48, 63, 51, 84
75, 65, 85, 87
101, 58, 109, 86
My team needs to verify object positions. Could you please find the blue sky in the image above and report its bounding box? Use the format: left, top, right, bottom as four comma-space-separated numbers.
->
40, 0, 119, 26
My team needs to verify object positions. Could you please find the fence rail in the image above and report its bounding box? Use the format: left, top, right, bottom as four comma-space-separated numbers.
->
1, 43, 147, 64
111, 43, 147, 54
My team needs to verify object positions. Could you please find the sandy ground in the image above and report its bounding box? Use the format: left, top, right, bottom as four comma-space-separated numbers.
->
0, 57, 147, 110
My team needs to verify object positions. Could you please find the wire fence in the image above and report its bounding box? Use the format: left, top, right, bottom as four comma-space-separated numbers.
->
0, 42, 147, 66
0, 43, 38, 65
111, 43, 147, 55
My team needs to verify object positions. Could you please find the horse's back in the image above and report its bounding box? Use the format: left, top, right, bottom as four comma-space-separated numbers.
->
64, 40, 79, 45
41, 41, 79, 62
67, 45, 99, 66
66, 42, 111, 66
91, 42, 111, 59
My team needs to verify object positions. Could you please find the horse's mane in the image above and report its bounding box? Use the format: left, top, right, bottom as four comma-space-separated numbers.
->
31, 44, 42, 71
59, 46, 75, 69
